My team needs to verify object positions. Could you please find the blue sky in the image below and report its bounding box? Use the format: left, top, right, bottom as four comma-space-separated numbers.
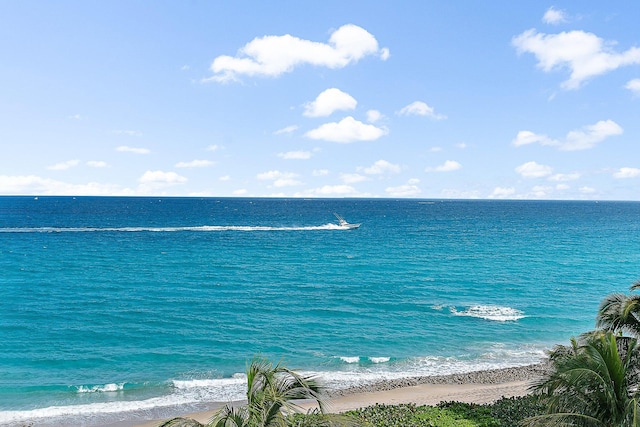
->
1, 1, 639, 199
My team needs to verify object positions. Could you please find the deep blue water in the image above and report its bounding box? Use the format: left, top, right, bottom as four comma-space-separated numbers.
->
1, 197, 639, 426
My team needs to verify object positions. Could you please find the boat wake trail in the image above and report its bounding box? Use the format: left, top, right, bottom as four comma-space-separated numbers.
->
0, 224, 350, 233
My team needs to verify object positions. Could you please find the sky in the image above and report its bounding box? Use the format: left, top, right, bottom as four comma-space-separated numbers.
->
1, 1, 639, 200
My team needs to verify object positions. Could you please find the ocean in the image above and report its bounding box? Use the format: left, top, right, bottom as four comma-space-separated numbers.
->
1, 197, 639, 426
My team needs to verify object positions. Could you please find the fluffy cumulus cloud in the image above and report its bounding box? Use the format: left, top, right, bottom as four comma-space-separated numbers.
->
549, 172, 581, 182
542, 7, 567, 25
295, 184, 359, 197
305, 116, 387, 143
512, 120, 623, 151
208, 24, 389, 82
340, 173, 368, 184
614, 167, 640, 179
256, 170, 302, 187
362, 159, 401, 175
139, 171, 187, 185
304, 88, 357, 117
512, 29, 640, 89
0, 175, 129, 196
47, 160, 80, 171
626, 79, 640, 95
366, 110, 382, 123
116, 146, 150, 154
515, 161, 553, 178
278, 150, 312, 160
386, 179, 421, 197
425, 160, 462, 172
488, 187, 516, 199
175, 160, 214, 168
398, 101, 446, 120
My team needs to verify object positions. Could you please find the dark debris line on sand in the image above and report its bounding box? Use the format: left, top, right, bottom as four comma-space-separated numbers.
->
329, 364, 548, 397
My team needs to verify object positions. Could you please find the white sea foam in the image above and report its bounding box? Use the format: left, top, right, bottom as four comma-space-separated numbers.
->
0, 223, 348, 233
369, 357, 391, 363
450, 305, 525, 322
339, 356, 360, 364
0, 377, 249, 426
75, 383, 125, 393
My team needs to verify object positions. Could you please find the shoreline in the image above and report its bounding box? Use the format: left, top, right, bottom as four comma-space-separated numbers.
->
127, 364, 546, 427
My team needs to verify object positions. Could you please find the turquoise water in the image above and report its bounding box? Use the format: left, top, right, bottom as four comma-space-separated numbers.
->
1, 197, 639, 426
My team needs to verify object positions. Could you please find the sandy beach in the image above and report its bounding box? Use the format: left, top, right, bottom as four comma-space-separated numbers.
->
130, 364, 544, 427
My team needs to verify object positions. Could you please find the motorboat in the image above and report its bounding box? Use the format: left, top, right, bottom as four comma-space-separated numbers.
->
334, 213, 361, 229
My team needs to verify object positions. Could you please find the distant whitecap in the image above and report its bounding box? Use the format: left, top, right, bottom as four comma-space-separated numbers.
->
450, 305, 525, 322
369, 357, 391, 363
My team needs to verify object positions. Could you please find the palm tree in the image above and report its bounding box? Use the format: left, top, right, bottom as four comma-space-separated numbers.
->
597, 280, 640, 337
208, 357, 327, 427
524, 331, 640, 427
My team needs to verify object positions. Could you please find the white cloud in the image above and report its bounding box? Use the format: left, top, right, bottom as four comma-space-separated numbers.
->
256, 170, 301, 187
278, 151, 312, 160
274, 125, 299, 135
207, 24, 388, 82
47, 160, 80, 171
219, 175, 231, 181
362, 159, 401, 175
295, 184, 359, 197
175, 160, 214, 168
113, 130, 142, 137
139, 170, 187, 184
614, 167, 640, 178
87, 161, 108, 168
512, 29, 640, 89
556, 184, 570, 191
386, 181, 421, 197
341, 173, 368, 184
549, 172, 581, 181
233, 189, 248, 195
273, 178, 303, 187
257, 170, 290, 180
563, 120, 623, 150
116, 146, 150, 154
366, 110, 382, 123
488, 187, 516, 199
304, 88, 357, 117
398, 101, 446, 120
530, 185, 553, 197
542, 7, 567, 25
455, 143, 468, 149
430, 147, 443, 152
0, 175, 131, 196
441, 189, 481, 199
426, 160, 462, 173
515, 161, 553, 178
313, 169, 329, 176
305, 116, 387, 143
579, 186, 596, 194
207, 144, 222, 151
626, 78, 640, 95
68, 114, 82, 120
513, 120, 622, 151
512, 130, 556, 147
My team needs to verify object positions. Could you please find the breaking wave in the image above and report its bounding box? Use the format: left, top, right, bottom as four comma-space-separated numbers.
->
450, 305, 526, 322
